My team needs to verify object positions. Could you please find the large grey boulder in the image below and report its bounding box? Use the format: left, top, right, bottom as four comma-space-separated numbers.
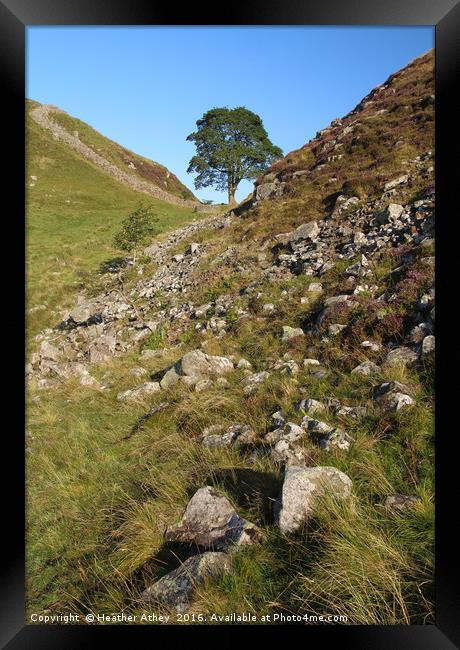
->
275, 466, 352, 535
383, 346, 419, 368
160, 349, 234, 389
375, 203, 404, 225
254, 181, 286, 202
67, 300, 103, 326
180, 349, 233, 378
289, 221, 320, 245
165, 486, 262, 550
141, 552, 232, 612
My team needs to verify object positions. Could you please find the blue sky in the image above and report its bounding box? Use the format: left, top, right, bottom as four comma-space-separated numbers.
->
27, 26, 434, 204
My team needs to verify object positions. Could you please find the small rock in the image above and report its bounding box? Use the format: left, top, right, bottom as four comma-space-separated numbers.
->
328, 323, 347, 336
318, 428, 355, 452
295, 398, 326, 415
201, 424, 256, 448
265, 422, 305, 444
422, 335, 435, 355
237, 358, 252, 370
141, 552, 232, 612
271, 440, 309, 466
382, 494, 421, 513
282, 326, 304, 342
271, 410, 286, 427
384, 175, 409, 192
117, 382, 161, 401
351, 360, 380, 376
361, 340, 381, 352
195, 378, 214, 392
129, 367, 149, 378
303, 358, 320, 368
242, 371, 270, 395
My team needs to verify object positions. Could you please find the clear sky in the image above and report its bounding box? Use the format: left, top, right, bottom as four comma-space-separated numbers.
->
27, 26, 434, 204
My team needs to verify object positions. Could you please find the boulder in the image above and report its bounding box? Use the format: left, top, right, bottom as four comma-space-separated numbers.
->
373, 380, 415, 411
68, 301, 102, 326
160, 366, 181, 390
295, 398, 326, 415
275, 466, 352, 535
383, 346, 419, 368
180, 350, 234, 378
254, 181, 286, 202
351, 360, 380, 376
282, 326, 304, 342
289, 221, 320, 245
39, 341, 60, 362
376, 203, 404, 225
160, 350, 234, 389
317, 428, 355, 452
141, 552, 232, 612
165, 486, 262, 550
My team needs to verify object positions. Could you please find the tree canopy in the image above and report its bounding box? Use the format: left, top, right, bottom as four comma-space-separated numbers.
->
187, 107, 282, 204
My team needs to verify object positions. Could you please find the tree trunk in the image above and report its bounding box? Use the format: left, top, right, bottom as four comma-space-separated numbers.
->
228, 179, 237, 205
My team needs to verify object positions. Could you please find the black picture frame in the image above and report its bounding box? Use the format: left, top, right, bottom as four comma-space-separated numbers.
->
2, 0, 459, 646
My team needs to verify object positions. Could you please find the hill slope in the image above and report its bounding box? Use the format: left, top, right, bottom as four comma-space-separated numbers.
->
26, 52, 435, 625
26, 100, 210, 337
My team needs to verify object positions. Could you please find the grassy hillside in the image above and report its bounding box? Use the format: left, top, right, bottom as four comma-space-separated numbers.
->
251, 51, 434, 237
26, 100, 201, 337
49, 109, 196, 201
26, 52, 435, 625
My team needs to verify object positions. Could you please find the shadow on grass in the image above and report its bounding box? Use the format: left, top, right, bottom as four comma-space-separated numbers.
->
98, 256, 128, 274
202, 466, 283, 527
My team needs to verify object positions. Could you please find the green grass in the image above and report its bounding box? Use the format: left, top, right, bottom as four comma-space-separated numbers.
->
26, 53, 434, 625
26, 248, 434, 624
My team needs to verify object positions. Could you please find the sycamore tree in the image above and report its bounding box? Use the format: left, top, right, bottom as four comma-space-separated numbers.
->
187, 107, 282, 205
113, 205, 159, 264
